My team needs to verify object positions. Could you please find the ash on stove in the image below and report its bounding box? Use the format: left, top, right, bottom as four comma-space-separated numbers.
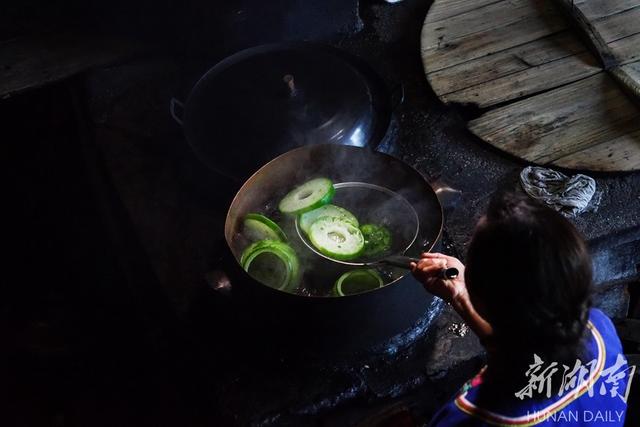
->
187, 292, 484, 426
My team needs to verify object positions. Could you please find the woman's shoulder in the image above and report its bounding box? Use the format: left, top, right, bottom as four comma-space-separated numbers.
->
428, 309, 630, 426
588, 307, 617, 337
587, 307, 624, 364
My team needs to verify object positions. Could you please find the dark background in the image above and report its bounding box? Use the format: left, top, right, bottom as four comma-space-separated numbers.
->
1, 0, 363, 55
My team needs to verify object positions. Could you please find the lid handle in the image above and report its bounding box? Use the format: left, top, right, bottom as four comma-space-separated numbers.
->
169, 97, 185, 126
283, 74, 297, 97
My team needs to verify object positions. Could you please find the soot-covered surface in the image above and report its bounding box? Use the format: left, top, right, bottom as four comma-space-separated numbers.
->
43, 0, 639, 425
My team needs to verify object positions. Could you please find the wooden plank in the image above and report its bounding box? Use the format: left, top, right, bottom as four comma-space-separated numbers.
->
426, 0, 503, 23
442, 52, 601, 108
0, 33, 137, 98
610, 32, 640, 65
595, 6, 640, 43
552, 0, 619, 70
421, 0, 640, 171
468, 73, 640, 166
427, 31, 586, 95
422, 0, 556, 48
550, 128, 640, 171
424, 0, 640, 24
575, 0, 640, 21
611, 61, 640, 107
421, 10, 567, 73
620, 61, 640, 82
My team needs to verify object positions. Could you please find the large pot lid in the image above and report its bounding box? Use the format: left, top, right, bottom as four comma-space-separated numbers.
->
181, 43, 391, 181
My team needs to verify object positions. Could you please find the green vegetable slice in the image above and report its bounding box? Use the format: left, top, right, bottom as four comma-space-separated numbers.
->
334, 269, 384, 296
278, 177, 335, 215
308, 217, 364, 260
361, 224, 392, 258
243, 213, 287, 242
240, 240, 300, 290
298, 204, 358, 235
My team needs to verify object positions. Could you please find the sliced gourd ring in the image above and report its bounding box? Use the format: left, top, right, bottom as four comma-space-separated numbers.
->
240, 240, 300, 290
308, 217, 365, 261
243, 213, 287, 242
334, 269, 384, 296
279, 177, 335, 215
298, 204, 358, 235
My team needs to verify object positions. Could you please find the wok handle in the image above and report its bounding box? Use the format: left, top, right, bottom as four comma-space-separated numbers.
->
169, 97, 185, 126
205, 269, 233, 297
432, 180, 462, 212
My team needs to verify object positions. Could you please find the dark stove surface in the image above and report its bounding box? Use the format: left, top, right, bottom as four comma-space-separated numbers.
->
188, 286, 482, 426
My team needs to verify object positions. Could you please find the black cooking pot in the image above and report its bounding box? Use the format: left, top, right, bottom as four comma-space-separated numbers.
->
170, 42, 396, 183
221, 144, 443, 356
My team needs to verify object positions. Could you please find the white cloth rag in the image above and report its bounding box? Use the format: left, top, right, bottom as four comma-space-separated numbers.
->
519, 166, 596, 217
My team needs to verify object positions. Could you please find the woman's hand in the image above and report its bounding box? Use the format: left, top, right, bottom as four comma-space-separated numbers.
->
410, 252, 467, 305
411, 252, 494, 343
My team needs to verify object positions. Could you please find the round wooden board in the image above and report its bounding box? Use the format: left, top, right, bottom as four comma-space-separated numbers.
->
420, 0, 640, 172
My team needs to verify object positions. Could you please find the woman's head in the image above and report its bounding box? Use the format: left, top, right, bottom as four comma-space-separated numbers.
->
465, 191, 593, 364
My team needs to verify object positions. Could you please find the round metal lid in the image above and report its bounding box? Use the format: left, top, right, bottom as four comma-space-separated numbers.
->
182, 43, 390, 181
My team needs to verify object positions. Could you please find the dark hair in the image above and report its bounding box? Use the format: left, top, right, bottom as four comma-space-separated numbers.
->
466, 191, 593, 374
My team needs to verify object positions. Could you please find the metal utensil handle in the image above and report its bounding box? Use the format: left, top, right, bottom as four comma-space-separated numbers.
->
439, 267, 459, 280
383, 256, 459, 280
382, 255, 419, 269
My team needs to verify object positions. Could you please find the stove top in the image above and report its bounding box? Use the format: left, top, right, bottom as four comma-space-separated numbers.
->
187, 281, 483, 425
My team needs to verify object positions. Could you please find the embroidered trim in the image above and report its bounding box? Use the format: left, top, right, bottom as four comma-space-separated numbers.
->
454, 321, 606, 426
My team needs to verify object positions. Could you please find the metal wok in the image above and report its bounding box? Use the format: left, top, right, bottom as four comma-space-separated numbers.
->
221, 144, 443, 355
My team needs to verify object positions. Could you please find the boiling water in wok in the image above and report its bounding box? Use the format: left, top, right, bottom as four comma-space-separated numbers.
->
232, 180, 420, 297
